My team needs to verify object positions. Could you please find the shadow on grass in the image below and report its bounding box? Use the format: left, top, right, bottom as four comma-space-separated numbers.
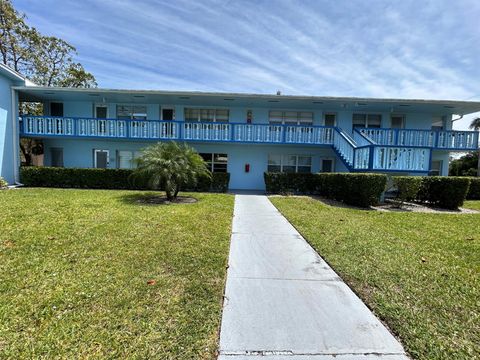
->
119, 192, 198, 206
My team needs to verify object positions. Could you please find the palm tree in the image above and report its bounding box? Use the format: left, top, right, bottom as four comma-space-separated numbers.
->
134, 142, 211, 200
469, 117, 480, 176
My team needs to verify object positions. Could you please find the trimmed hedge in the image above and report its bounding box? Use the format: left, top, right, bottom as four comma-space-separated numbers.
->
417, 176, 470, 209
466, 177, 480, 200
264, 172, 387, 207
20, 166, 230, 193
263, 172, 318, 195
21, 167, 137, 189
392, 176, 422, 205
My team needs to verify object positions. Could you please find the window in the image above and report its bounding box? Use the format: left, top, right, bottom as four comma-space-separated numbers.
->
352, 113, 382, 129
116, 105, 147, 120
431, 116, 445, 131
268, 111, 313, 125
320, 158, 334, 173
200, 153, 228, 172
429, 160, 443, 176
267, 154, 312, 173
161, 107, 175, 121
50, 148, 63, 167
391, 115, 405, 129
324, 113, 336, 126
117, 150, 142, 169
50, 102, 63, 117
184, 108, 229, 122
95, 105, 108, 119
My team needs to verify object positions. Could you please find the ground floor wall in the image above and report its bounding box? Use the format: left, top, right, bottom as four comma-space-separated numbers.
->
40, 139, 453, 190
41, 138, 350, 190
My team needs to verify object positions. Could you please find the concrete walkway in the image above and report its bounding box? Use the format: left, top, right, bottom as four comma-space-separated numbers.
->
218, 195, 408, 360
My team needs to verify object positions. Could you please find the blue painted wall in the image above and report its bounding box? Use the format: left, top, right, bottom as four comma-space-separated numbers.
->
42, 138, 345, 190
0, 76, 15, 184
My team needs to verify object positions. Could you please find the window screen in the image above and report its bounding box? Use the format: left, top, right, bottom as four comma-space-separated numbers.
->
391, 115, 405, 129
184, 108, 229, 122
324, 113, 336, 126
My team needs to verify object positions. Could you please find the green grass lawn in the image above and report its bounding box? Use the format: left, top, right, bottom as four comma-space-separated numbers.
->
270, 196, 479, 360
464, 200, 480, 210
0, 188, 234, 359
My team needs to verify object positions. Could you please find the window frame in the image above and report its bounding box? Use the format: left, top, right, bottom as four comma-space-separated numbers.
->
431, 116, 445, 131
117, 150, 142, 169
429, 160, 443, 176
161, 106, 175, 121
50, 102, 64, 117
50, 147, 64, 167
323, 112, 337, 127
94, 104, 109, 119
268, 110, 314, 125
199, 153, 228, 173
352, 113, 382, 129
184, 108, 230, 123
267, 154, 313, 173
93, 149, 109, 168
320, 157, 335, 173
391, 114, 405, 129
116, 104, 148, 120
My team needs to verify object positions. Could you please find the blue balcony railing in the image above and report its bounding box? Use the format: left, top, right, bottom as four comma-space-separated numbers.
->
356, 128, 479, 151
20, 116, 337, 146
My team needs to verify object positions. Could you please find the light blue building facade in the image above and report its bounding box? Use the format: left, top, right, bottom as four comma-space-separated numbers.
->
1, 63, 480, 190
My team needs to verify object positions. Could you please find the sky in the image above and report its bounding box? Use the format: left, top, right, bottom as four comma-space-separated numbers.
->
13, 0, 480, 130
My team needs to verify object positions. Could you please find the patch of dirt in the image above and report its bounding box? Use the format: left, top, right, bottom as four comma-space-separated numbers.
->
135, 195, 197, 205
373, 200, 479, 214
276, 195, 479, 214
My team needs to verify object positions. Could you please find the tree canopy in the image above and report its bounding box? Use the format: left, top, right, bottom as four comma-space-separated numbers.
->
0, 0, 96, 87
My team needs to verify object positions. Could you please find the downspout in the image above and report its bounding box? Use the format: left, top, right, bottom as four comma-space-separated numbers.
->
451, 114, 463, 123
11, 87, 22, 186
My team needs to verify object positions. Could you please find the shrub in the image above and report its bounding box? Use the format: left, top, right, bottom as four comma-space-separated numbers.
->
133, 142, 211, 200
393, 176, 422, 206
189, 172, 230, 192
466, 177, 480, 200
21, 166, 140, 189
417, 177, 470, 210
264, 172, 387, 207
264, 172, 317, 195
20, 166, 230, 193
0, 176, 7, 189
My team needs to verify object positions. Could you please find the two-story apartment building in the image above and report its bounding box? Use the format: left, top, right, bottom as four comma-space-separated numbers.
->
1, 63, 479, 190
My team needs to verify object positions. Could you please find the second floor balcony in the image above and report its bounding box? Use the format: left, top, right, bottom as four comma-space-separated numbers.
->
20, 115, 479, 151
20, 116, 336, 146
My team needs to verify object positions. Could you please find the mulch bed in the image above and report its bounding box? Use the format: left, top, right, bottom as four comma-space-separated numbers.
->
135, 195, 198, 205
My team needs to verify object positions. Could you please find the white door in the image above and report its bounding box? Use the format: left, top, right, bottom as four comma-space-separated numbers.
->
94, 150, 109, 168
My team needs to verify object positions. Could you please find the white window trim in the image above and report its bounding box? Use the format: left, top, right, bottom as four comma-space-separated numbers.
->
200, 153, 228, 172
353, 113, 382, 128
320, 157, 335, 173
268, 154, 313, 173
184, 107, 230, 122
161, 105, 175, 121
430, 160, 443, 176
93, 149, 109, 168
94, 104, 109, 119
391, 114, 405, 129
117, 150, 142, 169
323, 112, 337, 126
268, 110, 314, 125
116, 104, 148, 120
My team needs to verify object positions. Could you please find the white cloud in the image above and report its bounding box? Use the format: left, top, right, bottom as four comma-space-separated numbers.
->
13, 0, 480, 129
